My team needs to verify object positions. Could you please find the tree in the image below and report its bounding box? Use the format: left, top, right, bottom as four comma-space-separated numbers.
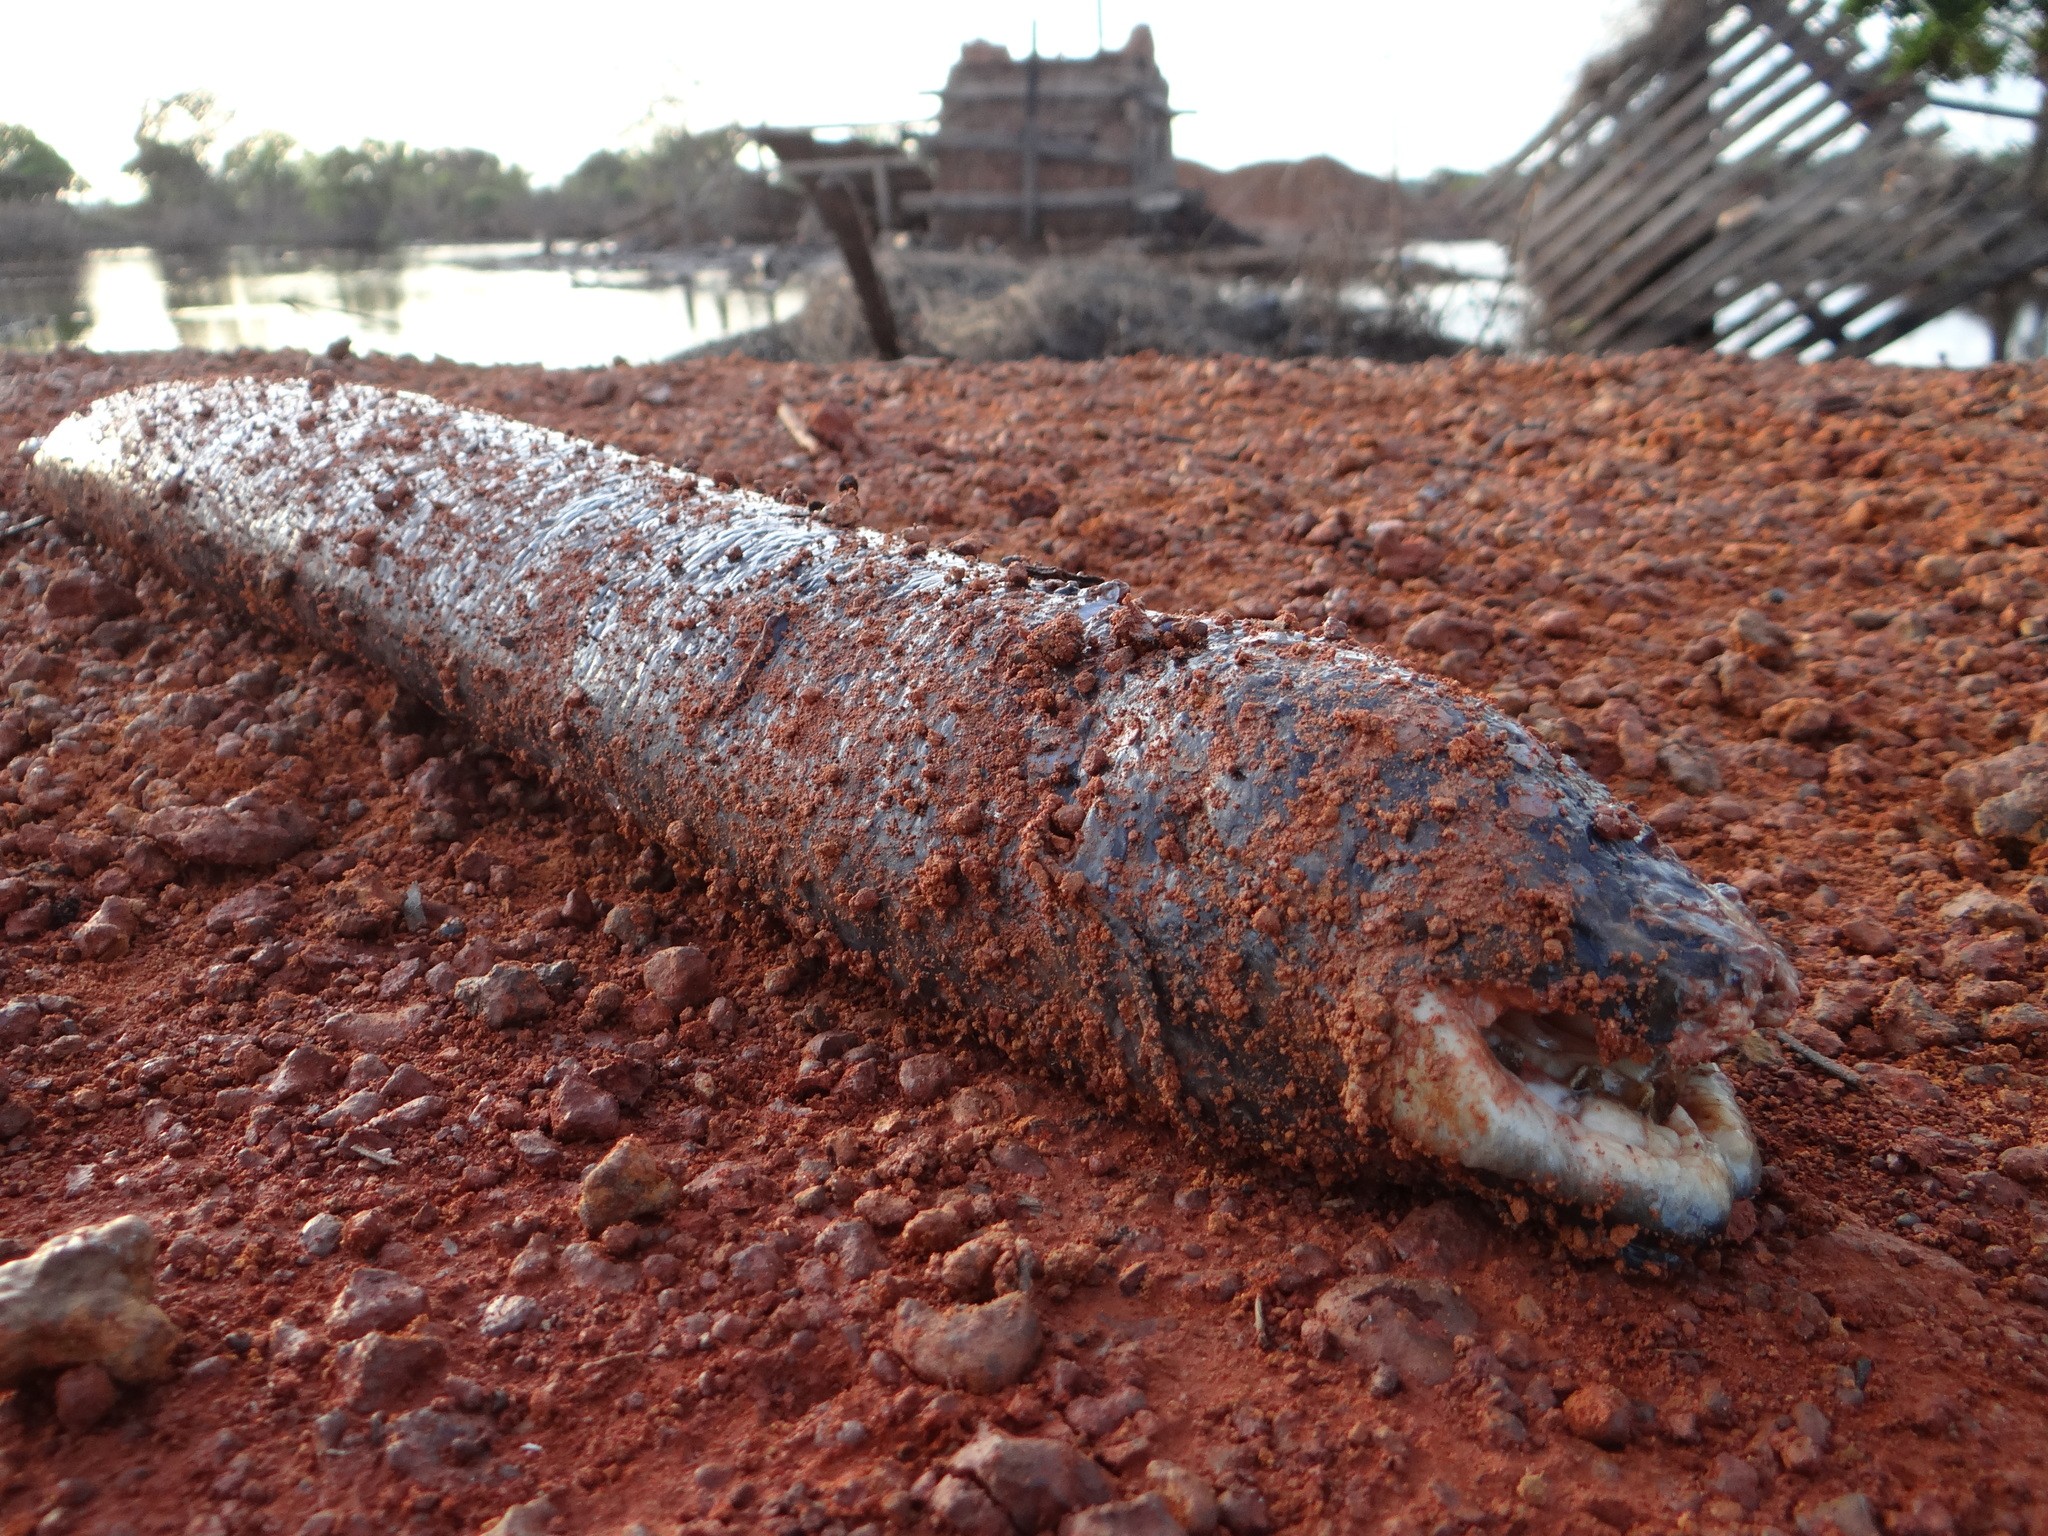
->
125, 92, 226, 208
1846, 1, 2048, 195
0, 124, 80, 201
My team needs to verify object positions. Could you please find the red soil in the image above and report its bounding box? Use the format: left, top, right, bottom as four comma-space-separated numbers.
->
0, 345, 2043, 1536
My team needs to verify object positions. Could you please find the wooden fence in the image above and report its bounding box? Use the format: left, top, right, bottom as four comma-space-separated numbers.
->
1473, 0, 2048, 357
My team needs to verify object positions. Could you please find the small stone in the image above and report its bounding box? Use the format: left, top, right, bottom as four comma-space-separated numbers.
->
814, 1219, 884, 1280
507, 1234, 555, 1283
728, 1243, 788, 1295
342, 1209, 392, 1259
479, 1295, 539, 1339
139, 795, 315, 867
332, 1330, 446, 1412
1064, 1494, 1183, 1536
326, 1268, 427, 1341
903, 1207, 969, 1256
299, 1213, 343, 1257
899, 1053, 961, 1105
1998, 1145, 2048, 1186
454, 962, 552, 1028
1563, 1383, 1634, 1449
0, 1217, 180, 1384
643, 945, 714, 1008
512, 1130, 563, 1172
561, 1242, 636, 1293
549, 1074, 620, 1143
577, 1135, 678, 1235
480, 1496, 557, 1536
53, 1362, 117, 1431
853, 1190, 917, 1231
1147, 1460, 1219, 1536
269, 1320, 324, 1368
1313, 1276, 1478, 1387
894, 1292, 1042, 1395
947, 1427, 1112, 1531
260, 1046, 338, 1105
1796, 1493, 1881, 1536
1217, 1485, 1273, 1536
932, 1474, 1010, 1536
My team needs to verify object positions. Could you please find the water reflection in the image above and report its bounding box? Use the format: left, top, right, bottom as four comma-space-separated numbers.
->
0, 243, 803, 367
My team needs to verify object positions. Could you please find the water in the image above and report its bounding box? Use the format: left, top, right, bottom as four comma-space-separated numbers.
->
0, 243, 805, 367
0, 236, 2001, 369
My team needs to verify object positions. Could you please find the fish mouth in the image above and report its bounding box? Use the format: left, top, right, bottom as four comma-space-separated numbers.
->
1378, 989, 1761, 1241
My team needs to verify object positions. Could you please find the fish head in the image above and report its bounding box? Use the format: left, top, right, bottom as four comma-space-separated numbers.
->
1335, 711, 1799, 1242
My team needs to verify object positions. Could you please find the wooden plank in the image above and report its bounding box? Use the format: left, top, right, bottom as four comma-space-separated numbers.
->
1843, 223, 2048, 355
902, 186, 1157, 213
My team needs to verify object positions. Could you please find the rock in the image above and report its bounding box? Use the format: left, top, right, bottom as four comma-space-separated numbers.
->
1939, 887, 2045, 938
1061, 1494, 1184, 1536
75, 895, 144, 960
53, 1362, 117, 1431
899, 1053, 961, 1105
140, 795, 315, 867
642, 945, 714, 1007
269, 1320, 324, 1368
479, 1295, 539, 1338
454, 963, 552, 1028
577, 1136, 678, 1234
1147, 1461, 1219, 1536
1998, 1145, 2048, 1186
549, 1074, 620, 1143
947, 1428, 1113, 1533
0, 1217, 180, 1384
1943, 742, 2048, 812
1974, 775, 2048, 844
1402, 611, 1493, 655
1066, 1386, 1147, 1440
561, 1242, 637, 1293
1983, 1003, 2048, 1044
480, 1497, 557, 1536
1562, 1383, 1634, 1448
300, 1213, 343, 1257
903, 1206, 969, 1256
43, 571, 138, 621
326, 1269, 427, 1340
332, 1330, 446, 1412
729, 1243, 788, 1294
1796, 1494, 1881, 1536
1837, 916, 1897, 956
1708, 1453, 1762, 1512
815, 1219, 884, 1280
507, 1234, 555, 1283
1872, 978, 1964, 1054
854, 1190, 917, 1231
1658, 736, 1722, 794
1216, 1486, 1273, 1536
1313, 1276, 1478, 1388
1727, 606, 1791, 667
342, 1210, 392, 1258
933, 1474, 1012, 1536
1389, 1199, 1489, 1273
894, 1292, 1042, 1394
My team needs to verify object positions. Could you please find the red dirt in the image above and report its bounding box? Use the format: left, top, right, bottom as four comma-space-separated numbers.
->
0, 345, 2045, 1536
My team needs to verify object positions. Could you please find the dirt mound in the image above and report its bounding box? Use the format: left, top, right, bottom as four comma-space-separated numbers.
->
0, 345, 2042, 1534
1177, 157, 1493, 245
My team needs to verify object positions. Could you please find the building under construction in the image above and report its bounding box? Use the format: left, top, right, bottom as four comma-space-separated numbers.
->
754, 25, 1189, 249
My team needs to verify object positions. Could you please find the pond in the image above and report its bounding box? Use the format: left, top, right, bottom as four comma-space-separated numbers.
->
0, 243, 805, 367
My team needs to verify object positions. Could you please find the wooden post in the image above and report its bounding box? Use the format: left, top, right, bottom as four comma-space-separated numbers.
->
811, 177, 903, 360
1022, 49, 1042, 245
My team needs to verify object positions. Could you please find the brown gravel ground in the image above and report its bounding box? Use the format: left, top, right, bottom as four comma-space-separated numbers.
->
1, 344, 2047, 1536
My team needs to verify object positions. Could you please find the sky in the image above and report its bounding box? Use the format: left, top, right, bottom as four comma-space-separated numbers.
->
9, 0, 2035, 202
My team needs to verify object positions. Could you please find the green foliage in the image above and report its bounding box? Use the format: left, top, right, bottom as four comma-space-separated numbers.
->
0, 124, 80, 201
124, 92, 225, 209
1844, 0, 2048, 82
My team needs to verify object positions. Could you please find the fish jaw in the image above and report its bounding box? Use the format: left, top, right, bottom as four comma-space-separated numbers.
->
1370, 987, 1762, 1241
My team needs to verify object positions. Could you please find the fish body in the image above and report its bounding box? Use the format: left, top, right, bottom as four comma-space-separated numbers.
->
32, 379, 1797, 1238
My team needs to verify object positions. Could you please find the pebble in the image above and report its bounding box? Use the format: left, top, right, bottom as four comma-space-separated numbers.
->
0, 1216, 180, 1385
899, 1053, 962, 1105
1063, 1494, 1184, 1536
643, 945, 714, 1007
894, 1292, 1042, 1395
1562, 1383, 1634, 1449
325, 1268, 428, 1340
549, 1074, 621, 1143
815, 1219, 885, 1280
453, 962, 553, 1027
299, 1213, 343, 1257
479, 1294, 540, 1338
577, 1135, 678, 1234
945, 1427, 1112, 1532
1147, 1460, 1220, 1536
332, 1330, 446, 1412
53, 1362, 117, 1432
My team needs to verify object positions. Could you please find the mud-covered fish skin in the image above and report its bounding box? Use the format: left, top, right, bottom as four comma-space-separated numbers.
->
31, 378, 1798, 1238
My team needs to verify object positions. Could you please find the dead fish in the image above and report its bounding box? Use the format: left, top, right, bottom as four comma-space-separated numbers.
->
31, 379, 1798, 1239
